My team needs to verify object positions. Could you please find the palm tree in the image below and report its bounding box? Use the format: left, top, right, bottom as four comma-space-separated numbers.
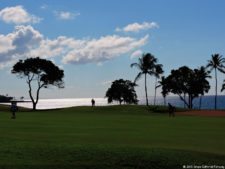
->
207, 54, 225, 110
221, 80, 225, 93
156, 76, 169, 106
154, 64, 164, 105
131, 53, 158, 106
194, 66, 211, 109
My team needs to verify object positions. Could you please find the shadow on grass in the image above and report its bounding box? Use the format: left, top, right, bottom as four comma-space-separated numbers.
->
147, 105, 188, 114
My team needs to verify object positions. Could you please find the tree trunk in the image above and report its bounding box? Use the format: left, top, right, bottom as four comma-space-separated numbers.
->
27, 74, 44, 111
199, 95, 202, 110
163, 97, 166, 106
178, 94, 189, 108
145, 73, 149, 106
215, 68, 217, 110
32, 102, 37, 110
154, 77, 157, 106
34, 86, 42, 111
188, 95, 191, 109
27, 79, 36, 110
190, 95, 193, 109
119, 99, 122, 105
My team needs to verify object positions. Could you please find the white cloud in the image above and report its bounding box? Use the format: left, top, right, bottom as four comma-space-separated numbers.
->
0, 5, 42, 24
54, 11, 80, 20
0, 34, 14, 53
29, 36, 85, 59
0, 25, 149, 68
116, 22, 159, 33
0, 25, 43, 67
62, 35, 149, 64
130, 50, 143, 59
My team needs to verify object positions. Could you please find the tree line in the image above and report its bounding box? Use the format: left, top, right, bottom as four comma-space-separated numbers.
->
105, 53, 225, 110
10, 53, 225, 110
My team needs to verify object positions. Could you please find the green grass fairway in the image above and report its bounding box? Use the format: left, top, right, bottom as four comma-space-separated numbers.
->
0, 105, 225, 169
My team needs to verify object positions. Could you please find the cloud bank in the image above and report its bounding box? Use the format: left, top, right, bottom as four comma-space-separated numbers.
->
62, 34, 149, 64
0, 25, 149, 68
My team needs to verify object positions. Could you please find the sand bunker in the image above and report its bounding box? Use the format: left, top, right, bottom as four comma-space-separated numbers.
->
178, 110, 225, 117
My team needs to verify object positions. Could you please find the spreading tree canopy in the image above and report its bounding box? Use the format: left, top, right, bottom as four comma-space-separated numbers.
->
166, 66, 210, 109
105, 79, 138, 105
12, 57, 64, 110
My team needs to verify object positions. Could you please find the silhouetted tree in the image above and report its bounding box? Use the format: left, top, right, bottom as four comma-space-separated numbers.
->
156, 76, 169, 106
194, 66, 211, 109
153, 64, 164, 105
166, 66, 210, 109
0, 95, 13, 102
131, 53, 159, 106
207, 53, 225, 110
12, 57, 64, 110
105, 79, 138, 105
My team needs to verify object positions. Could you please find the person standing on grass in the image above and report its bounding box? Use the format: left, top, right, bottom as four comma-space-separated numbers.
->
10, 101, 18, 119
168, 103, 175, 117
91, 99, 95, 107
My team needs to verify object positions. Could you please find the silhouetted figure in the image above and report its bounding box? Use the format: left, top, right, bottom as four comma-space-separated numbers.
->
168, 103, 175, 117
91, 99, 95, 107
10, 101, 18, 119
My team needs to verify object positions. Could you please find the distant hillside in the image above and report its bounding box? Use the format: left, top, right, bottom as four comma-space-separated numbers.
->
0, 95, 13, 102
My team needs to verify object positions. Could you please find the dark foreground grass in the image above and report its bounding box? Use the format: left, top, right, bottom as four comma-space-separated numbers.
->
0, 105, 225, 169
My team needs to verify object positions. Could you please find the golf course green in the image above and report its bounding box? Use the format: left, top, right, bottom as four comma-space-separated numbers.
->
0, 105, 225, 169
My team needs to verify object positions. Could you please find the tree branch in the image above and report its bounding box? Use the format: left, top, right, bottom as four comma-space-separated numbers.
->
178, 93, 189, 108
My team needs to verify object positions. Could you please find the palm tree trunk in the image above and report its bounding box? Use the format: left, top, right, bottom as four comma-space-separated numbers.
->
164, 97, 166, 106
154, 77, 157, 105
145, 73, 149, 106
215, 68, 217, 110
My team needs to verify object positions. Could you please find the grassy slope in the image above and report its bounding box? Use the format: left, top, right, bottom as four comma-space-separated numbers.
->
0, 105, 225, 169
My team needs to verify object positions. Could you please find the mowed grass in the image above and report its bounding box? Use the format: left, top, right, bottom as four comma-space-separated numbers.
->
0, 105, 225, 169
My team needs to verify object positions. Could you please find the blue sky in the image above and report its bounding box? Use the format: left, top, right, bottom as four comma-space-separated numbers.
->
0, 0, 225, 99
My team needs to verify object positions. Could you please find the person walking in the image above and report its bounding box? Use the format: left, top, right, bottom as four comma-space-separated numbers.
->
91, 99, 95, 107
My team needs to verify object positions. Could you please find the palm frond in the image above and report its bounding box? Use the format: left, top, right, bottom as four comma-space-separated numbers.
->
221, 82, 225, 92
147, 70, 155, 76
130, 63, 141, 69
218, 67, 225, 74
134, 72, 143, 83
156, 84, 161, 89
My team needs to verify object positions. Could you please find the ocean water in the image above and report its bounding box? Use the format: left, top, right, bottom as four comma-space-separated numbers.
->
2, 95, 225, 110
14, 98, 111, 110
141, 95, 225, 110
